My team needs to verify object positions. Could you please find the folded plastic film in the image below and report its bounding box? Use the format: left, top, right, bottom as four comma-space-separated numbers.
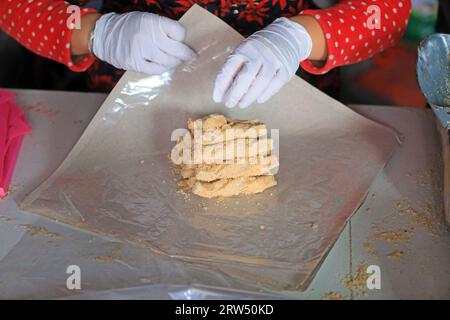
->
21, 5, 399, 293
104, 39, 234, 126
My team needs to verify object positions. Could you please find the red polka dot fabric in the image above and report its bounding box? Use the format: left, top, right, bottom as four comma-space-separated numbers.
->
0, 0, 96, 72
0, 0, 411, 75
300, 0, 411, 74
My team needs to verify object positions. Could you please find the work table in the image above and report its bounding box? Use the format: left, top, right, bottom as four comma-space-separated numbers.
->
0, 89, 449, 299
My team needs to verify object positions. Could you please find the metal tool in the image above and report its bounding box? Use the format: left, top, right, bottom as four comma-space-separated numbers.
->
417, 33, 450, 128
417, 33, 450, 225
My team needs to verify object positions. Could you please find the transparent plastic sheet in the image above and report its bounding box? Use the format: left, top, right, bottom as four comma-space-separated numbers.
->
21, 5, 399, 294
65, 284, 283, 300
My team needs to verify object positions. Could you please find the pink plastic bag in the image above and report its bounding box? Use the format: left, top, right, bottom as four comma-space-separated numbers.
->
0, 89, 32, 198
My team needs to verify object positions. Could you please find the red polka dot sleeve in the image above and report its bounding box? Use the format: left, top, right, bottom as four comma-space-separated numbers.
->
0, 0, 97, 72
300, 0, 411, 75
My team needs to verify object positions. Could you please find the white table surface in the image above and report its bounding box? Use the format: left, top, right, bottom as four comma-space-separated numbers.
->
0, 89, 449, 299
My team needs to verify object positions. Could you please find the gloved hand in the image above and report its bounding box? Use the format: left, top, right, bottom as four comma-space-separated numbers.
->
213, 18, 313, 109
92, 12, 197, 75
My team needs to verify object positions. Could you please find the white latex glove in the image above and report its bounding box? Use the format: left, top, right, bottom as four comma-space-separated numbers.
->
213, 17, 313, 109
92, 12, 197, 75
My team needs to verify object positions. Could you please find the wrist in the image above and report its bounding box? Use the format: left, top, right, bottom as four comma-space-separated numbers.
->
290, 15, 328, 61
90, 13, 118, 61
277, 17, 313, 62
71, 13, 101, 56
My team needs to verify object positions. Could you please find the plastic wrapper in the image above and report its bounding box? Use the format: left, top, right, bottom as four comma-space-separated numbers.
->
21, 5, 399, 292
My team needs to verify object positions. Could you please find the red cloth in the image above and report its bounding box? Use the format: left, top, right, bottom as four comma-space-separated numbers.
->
0, 89, 32, 198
